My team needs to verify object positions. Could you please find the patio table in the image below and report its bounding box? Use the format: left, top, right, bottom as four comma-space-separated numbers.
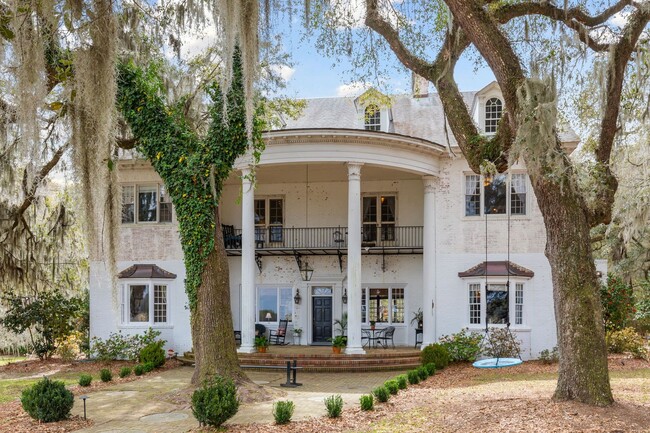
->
362, 328, 385, 348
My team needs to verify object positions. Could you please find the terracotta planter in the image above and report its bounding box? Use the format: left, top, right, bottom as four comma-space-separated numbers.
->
257, 346, 267, 353
332, 346, 342, 354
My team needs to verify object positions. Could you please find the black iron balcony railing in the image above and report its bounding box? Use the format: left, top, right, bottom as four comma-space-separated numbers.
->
222, 226, 423, 250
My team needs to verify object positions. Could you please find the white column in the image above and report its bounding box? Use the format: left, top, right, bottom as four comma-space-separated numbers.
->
345, 162, 365, 355
238, 167, 256, 353
422, 176, 437, 348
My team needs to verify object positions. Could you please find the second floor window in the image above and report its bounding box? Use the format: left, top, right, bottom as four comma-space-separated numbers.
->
255, 197, 284, 243
485, 97, 503, 133
364, 105, 381, 131
363, 195, 396, 243
122, 184, 173, 224
464, 173, 527, 217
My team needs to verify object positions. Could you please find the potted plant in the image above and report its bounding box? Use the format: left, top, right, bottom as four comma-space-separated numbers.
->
254, 336, 269, 353
329, 335, 347, 354
410, 308, 423, 329
369, 320, 376, 331
293, 328, 303, 345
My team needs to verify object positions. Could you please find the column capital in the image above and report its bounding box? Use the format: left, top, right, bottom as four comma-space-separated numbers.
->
347, 162, 364, 179
422, 175, 438, 194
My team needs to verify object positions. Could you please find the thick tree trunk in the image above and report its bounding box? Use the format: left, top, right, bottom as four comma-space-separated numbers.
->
531, 172, 613, 406
191, 209, 248, 385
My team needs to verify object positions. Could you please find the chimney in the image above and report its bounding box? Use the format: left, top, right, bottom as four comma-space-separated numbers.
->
412, 72, 429, 98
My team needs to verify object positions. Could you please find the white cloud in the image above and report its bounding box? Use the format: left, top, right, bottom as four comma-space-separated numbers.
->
270, 64, 296, 83
336, 81, 369, 97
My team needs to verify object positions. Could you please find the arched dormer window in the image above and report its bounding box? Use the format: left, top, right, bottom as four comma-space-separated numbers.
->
485, 97, 503, 133
364, 105, 381, 131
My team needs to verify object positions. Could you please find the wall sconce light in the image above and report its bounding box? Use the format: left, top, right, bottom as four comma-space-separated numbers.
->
294, 289, 302, 305
342, 288, 348, 304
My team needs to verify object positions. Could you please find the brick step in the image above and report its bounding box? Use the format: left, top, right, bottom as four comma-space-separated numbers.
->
238, 357, 422, 367
243, 364, 421, 373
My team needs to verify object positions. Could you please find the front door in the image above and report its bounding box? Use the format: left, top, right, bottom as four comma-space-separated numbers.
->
312, 297, 332, 343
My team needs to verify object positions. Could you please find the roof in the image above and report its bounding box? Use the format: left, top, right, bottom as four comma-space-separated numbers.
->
281, 85, 580, 147
458, 261, 534, 278
117, 264, 177, 279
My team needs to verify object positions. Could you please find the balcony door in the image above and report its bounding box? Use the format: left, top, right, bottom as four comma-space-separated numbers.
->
311, 286, 333, 344
362, 195, 396, 243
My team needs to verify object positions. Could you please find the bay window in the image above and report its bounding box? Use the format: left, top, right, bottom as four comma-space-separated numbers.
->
122, 283, 168, 325
467, 282, 525, 326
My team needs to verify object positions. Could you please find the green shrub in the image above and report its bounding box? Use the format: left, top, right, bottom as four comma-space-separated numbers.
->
78, 374, 92, 387
134, 364, 144, 375
439, 328, 483, 362
100, 368, 112, 382
421, 343, 450, 369
424, 362, 436, 376
273, 400, 294, 424
21, 377, 74, 422
139, 341, 165, 368
416, 366, 429, 381
600, 274, 635, 331
191, 376, 239, 427
481, 328, 522, 358
142, 362, 155, 372
372, 386, 390, 403
119, 367, 132, 378
359, 394, 374, 411
91, 328, 163, 361
606, 327, 648, 359
396, 374, 408, 390
538, 347, 559, 364
324, 394, 343, 418
407, 369, 420, 385
384, 379, 399, 395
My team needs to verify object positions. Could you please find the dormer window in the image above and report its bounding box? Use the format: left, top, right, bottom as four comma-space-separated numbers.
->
364, 105, 381, 131
485, 98, 503, 133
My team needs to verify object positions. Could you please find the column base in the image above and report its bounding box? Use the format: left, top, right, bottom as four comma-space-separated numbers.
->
237, 345, 256, 354
345, 345, 366, 355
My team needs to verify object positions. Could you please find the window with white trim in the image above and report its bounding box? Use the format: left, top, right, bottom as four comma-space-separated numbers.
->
257, 286, 292, 323
121, 184, 173, 224
485, 97, 503, 133
362, 194, 396, 243
364, 105, 381, 131
361, 287, 404, 324
464, 173, 527, 217
121, 283, 168, 325
467, 282, 525, 326
254, 197, 284, 243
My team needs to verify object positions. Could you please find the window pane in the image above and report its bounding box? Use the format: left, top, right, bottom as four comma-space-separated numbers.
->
138, 186, 157, 222
484, 174, 507, 214
368, 288, 389, 323
269, 199, 283, 224
510, 174, 527, 215
159, 185, 172, 222
361, 288, 367, 323
362, 197, 377, 223
515, 283, 524, 325
154, 285, 167, 323
485, 98, 502, 133
391, 288, 404, 323
312, 287, 333, 296
469, 283, 481, 325
380, 196, 396, 222
122, 186, 135, 223
254, 199, 266, 226
258, 287, 278, 322
365, 105, 381, 131
279, 288, 293, 322
130, 285, 149, 322
465, 175, 480, 216
486, 284, 508, 324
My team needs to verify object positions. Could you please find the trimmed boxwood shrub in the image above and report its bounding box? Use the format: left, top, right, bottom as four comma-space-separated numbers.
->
100, 368, 112, 382
273, 400, 294, 424
396, 374, 408, 389
134, 364, 144, 376
372, 385, 390, 403
324, 394, 343, 418
78, 374, 92, 387
417, 366, 429, 381
407, 369, 420, 385
139, 341, 166, 368
424, 363, 436, 376
119, 367, 132, 378
384, 379, 399, 395
359, 394, 374, 411
21, 377, 74, 422
421, 343, 450, 370
142, 362, 155, 373
191, 376, 239, 427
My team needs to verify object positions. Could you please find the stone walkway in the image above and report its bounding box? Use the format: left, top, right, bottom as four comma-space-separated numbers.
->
74, 366, 409, 432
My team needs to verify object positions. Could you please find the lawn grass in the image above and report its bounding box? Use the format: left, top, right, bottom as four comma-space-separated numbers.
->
470, 366, 650, 386
0, 374, 79, 403
0, 357, 26, 367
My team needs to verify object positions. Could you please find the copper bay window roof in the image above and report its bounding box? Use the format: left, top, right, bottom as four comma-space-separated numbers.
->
117, 264, 177, 279
458, 261, 534, 278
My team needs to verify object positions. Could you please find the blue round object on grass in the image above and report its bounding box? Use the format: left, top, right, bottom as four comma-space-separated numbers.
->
472, 358, 523, 368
